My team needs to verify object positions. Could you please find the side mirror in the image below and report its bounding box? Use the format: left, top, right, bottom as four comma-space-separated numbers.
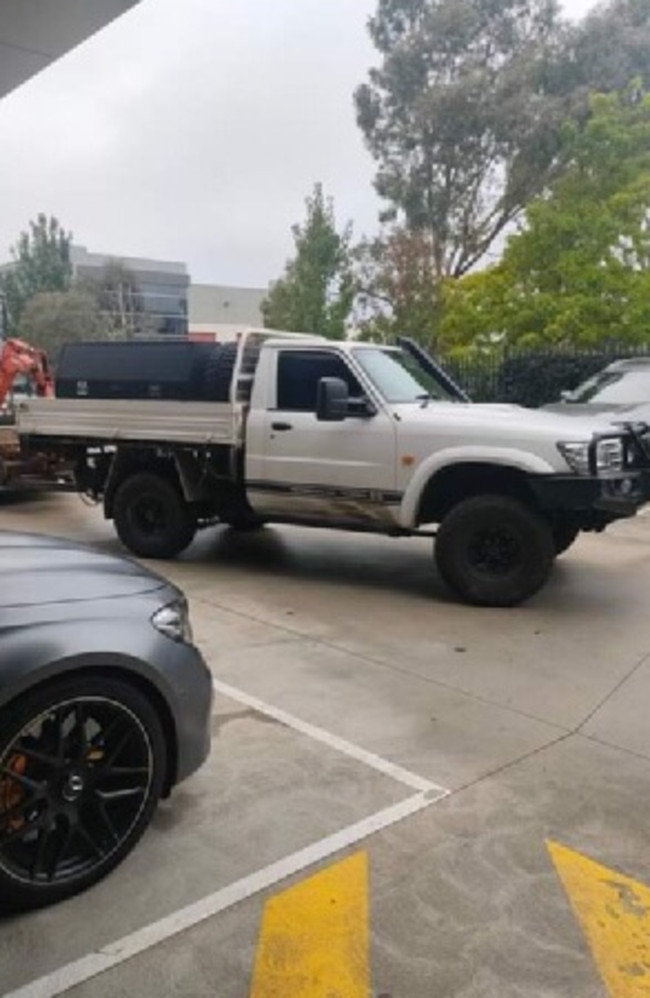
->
316, 377, 349, 422
348, 396, 376, 418
560, 390, 572, 402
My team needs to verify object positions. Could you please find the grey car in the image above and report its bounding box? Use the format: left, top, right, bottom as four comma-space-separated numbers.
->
545, 357, 650, 420
0, 531, 212, 912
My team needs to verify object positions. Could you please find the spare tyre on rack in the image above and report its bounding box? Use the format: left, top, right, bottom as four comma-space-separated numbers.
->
203, 342, 238, 403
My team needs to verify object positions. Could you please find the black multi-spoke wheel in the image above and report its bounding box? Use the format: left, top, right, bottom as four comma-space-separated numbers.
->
435, 494, 555, 607
0, 677, 165, 912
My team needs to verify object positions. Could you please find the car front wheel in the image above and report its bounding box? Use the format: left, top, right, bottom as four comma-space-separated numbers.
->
435, 494, 555, 607
0, 676, 166, 912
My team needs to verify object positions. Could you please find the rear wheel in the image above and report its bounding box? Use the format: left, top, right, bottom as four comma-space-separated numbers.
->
0, 676, 166, 912
435, 494, 555, 607
113, 472, 196, 559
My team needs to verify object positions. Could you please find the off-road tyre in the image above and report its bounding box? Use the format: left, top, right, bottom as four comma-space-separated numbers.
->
113, 472, 196, 559
435, 494, 555, 607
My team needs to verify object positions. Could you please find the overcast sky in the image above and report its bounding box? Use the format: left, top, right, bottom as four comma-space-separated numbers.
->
0, 0, 599, 288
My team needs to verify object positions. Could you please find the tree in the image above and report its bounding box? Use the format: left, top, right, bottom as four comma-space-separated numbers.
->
17, 291, 111, 363
80, 259, 148, 338
1, 215, 72, 334
262, 185, 355, 338
439, 84, 650, 350
566, 0, 650, 99
355, 0, 568, 279
354, 228, 443, 347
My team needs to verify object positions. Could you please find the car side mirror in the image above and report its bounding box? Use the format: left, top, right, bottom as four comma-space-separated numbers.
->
316, 377, 349, 422
348, 396, 376, 418
560, 390, 572, 402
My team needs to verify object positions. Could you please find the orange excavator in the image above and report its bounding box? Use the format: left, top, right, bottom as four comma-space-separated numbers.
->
0, 294, 59, 488
0, 293, 53, 406
0, 338, 54, 406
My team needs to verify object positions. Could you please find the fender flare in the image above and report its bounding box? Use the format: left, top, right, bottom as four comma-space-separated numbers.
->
399, 447, 557, 529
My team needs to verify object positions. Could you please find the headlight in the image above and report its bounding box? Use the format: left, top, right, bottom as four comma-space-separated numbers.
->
557, 438, 624, 476
152, 598, 193, 644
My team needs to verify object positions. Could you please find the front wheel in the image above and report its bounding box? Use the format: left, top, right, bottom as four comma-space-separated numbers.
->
0, 676, 166, 912
113, 472, 196, 559
435, 494, 555, 607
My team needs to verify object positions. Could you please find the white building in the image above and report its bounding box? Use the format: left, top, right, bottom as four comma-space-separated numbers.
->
188, 284, 267, 342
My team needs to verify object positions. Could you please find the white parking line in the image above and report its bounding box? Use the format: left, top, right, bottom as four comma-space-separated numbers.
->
212, 677, 444, 795
7, 792, 446, 998
5, 679, 450, 998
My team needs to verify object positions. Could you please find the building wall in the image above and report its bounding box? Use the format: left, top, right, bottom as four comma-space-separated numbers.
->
3, 236, 268, 341
70, 246, 190, 337
188, 323, 264, 343
188, 283, 266, 340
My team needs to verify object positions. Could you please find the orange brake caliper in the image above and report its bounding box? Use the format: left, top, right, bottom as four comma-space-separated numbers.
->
0, 754, 27, 832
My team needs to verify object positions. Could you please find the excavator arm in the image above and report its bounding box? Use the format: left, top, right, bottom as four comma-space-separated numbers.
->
0, 294, 61, 489
0, 338, 54, 406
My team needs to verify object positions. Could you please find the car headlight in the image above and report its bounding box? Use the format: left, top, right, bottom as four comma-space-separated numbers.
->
152, 598, 193, 644
557, 438, 624, 476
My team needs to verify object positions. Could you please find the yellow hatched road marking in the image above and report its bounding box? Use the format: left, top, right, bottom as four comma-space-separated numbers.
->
249, 852, 370, 998
549, 841, 650, 997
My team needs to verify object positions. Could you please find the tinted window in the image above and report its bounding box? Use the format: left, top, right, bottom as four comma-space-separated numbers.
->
276, 351, 363, 412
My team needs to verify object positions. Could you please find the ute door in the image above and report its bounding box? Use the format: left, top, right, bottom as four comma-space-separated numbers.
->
246, 348, 399, 525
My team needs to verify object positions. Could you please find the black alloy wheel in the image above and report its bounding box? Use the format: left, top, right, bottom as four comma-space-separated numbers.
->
0, 677, 165, 911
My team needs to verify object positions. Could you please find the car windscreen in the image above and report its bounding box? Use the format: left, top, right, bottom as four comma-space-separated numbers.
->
352, 347, 457, 403
567, 369, 650, 404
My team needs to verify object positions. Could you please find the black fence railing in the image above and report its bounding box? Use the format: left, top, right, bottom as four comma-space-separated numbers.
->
442, 344, 650, 407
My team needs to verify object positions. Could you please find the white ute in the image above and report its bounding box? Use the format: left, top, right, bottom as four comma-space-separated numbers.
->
16, 330, 650, 606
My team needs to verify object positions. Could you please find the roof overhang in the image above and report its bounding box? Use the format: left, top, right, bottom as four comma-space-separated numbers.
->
0, 0, 142, 100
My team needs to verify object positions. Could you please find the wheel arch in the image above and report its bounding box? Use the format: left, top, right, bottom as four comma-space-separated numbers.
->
400, 448, 557, 529
415, 461, 540, 527
0, 663, 178, 797
104, 449, 184, 520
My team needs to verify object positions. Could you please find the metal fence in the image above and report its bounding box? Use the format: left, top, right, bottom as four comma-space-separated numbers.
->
442, 344, 650, 407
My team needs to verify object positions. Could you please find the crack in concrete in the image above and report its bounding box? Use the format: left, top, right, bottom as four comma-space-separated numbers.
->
192, 594, 573, 735
574, 648, 650, 734
193, 592, 650, 802
580, 730, 650, 764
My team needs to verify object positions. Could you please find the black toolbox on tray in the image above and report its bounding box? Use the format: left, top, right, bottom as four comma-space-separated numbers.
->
55, 340, 216, 401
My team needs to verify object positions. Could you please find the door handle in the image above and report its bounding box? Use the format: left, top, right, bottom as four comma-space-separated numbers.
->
271, 422, 293, 432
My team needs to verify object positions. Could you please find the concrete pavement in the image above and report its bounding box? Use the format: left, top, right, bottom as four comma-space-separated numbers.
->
1, 492, 650, 997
